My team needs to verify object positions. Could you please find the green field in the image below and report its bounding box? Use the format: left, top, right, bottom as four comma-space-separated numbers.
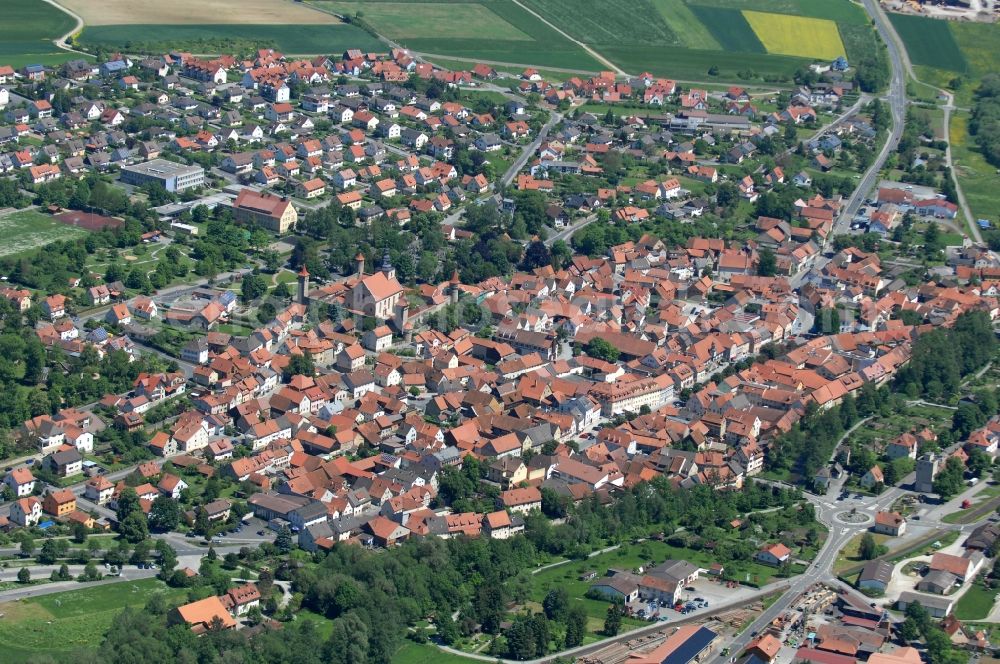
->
888, 13, 967, 72
653, 0, 721, 49
519, 0, 679, 45
314, 0, 604, 70
314, 0, 877, 81
325, 2, 531, 39
0, 579, 185, 662
689, 5, 766, 52
0, 210, 89, 259
0, 0, 84, 67
76, 23, 383, 55
950, 111, 1000, 227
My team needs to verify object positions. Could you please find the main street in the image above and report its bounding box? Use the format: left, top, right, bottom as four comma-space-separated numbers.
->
834, 0, 909, 236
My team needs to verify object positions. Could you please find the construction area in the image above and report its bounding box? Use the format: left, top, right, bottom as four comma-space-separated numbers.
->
881, 0, 998, 22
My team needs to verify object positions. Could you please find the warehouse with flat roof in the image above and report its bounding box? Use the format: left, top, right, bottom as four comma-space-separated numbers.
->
120, 159, 205, 192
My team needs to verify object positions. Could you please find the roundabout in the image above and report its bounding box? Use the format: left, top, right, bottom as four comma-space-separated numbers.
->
836, 510, 873, 525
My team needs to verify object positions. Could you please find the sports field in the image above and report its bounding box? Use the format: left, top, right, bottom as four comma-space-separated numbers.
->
0, 0, 82, 67
58, 0, 339, 25
76, 24, 383, 55
0, 209, 88, 259
744, 11, 846, 59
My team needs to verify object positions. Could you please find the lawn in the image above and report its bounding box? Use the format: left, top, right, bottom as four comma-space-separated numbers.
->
393, 641, 484, 664
744, 11, 845, 60
0, 0, 83, 68
76, 23, 383, 55
834, 532, 889, 574
955, 581, 999, 621
0, 209, 88, 259
888, 13, 967, 72
326, 2, 531, 40
0, 579, 185, 662
950, 111, 1000, 227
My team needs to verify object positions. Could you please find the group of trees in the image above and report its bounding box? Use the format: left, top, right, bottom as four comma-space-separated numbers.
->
970, 74, 1000, 169
895, 311, 996, 400
83, 479, 802, 664
897, 602, 966, 664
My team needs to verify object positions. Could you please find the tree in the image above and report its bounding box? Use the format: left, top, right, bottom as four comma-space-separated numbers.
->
933, 456, 966, 499
17, 567, 30, 584
116, 487, 140, 522
240, 273, 268, 302
20, 536, 34, 558
275, 526, 293, 553
584, 337, 620, 363
542, 587, 569, 621
757, 248, 777, 277
80, 560, 101, 581
564, 604, 587, 647
72, 520, 88, 544
148, 495, 180, 532
603, 603, 622, 636
437, 611, 459, 646
38, 539, 59, 565
968, 449, 991, 479
898, 616, 921, 642
521, 240, 551, 270
156, 541, 178, 581
283, 351, 315, 380
859, 532, 879, 560
119, 510, 150, 544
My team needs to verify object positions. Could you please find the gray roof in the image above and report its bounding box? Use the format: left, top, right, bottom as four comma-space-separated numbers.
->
858, 560, 893, 586
898, 590, 954, 611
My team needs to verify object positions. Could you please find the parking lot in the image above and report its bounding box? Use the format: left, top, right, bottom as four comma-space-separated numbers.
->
625, 575, 762, 622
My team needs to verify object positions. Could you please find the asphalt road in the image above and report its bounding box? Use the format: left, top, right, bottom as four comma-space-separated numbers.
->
834, 0, 908, 236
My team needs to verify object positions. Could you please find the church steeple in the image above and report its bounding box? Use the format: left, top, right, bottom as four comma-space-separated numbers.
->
380, 249, 395, 280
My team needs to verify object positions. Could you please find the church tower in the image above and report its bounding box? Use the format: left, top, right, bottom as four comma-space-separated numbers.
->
297, 264, 310, 307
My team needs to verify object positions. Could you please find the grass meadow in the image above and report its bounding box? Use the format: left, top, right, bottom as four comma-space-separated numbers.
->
0, 210, 88, 259
0, 579, 185, 662
949, 111, 1000, 227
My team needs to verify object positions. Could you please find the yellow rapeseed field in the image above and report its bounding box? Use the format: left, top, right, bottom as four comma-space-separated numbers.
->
743, 11, 846, 60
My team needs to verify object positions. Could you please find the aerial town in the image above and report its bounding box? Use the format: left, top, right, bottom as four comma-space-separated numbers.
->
0, 0, 999, 663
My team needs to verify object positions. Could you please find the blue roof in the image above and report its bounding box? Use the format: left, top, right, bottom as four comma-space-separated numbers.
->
660, 626, 717, 664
